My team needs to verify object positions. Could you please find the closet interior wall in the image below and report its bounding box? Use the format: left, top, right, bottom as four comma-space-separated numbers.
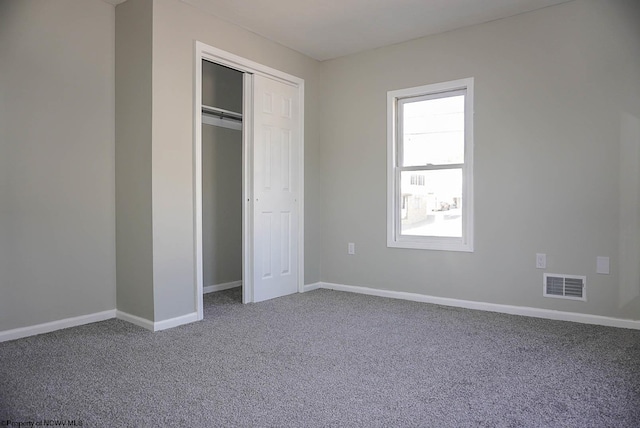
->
202, 60, 243, 291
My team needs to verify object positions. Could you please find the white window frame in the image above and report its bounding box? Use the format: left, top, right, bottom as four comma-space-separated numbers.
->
387, 78, 474, 252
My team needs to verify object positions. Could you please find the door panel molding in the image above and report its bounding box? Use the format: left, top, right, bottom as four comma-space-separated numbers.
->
252, 74, 300, 302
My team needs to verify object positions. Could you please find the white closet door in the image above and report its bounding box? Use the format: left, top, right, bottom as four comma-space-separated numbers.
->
252, 74, 300, 302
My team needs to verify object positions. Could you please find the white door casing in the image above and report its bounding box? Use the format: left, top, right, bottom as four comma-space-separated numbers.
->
194, 42, 304, 318
252, 75, 299, 302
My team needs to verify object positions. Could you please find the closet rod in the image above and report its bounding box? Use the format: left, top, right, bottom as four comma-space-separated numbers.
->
202, 105, 242, 122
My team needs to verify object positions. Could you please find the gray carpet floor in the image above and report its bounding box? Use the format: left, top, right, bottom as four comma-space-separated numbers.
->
1, 288, 639, 427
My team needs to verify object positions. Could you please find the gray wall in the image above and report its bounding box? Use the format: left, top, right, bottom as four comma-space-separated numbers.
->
202, 61, 243, 113
202, 125, 243, 286
115, 0, 154, 320
0, 0, 116, 331
150, 0, 322, 321
318, 0, 640, 320
3, 0, 636, 334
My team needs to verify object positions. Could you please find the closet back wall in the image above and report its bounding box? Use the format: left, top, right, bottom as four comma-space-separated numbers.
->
202, 127, 242, 287
203, 61, 242, 113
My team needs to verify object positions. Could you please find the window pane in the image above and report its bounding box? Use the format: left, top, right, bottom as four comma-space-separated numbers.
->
400, 169, 462, 237
402, 95, 464, 167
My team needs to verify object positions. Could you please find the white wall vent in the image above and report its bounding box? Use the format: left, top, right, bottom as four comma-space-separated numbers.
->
543, 273, 586, 301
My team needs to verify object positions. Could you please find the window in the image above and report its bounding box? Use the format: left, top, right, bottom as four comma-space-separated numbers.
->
387, 78, 474, 251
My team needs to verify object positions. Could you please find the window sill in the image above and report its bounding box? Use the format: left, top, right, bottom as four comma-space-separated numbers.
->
387, 237, 474, 252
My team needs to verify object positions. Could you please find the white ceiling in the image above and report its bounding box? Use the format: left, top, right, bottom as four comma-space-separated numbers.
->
107, 0, 573, 61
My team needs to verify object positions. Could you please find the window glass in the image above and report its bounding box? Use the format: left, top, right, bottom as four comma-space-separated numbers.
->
401, 95, 465, 167
400, 170, 462, 237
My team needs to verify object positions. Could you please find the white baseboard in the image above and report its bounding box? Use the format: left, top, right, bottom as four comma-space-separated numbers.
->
116, 310, 199, 332
318, 282, 640, 330
0, 309, 116, 343
203, 280, 242, 294
153, 312, 198, 331
116, 310, 154, 331
1, 307, 201, 342
303, 282, 321, 292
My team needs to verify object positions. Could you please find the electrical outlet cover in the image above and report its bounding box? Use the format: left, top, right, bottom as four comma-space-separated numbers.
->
536, 253, 546, 269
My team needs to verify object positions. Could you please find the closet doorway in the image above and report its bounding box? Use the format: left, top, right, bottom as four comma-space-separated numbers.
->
201, 60, 244, 299
194, 42, 305, 320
